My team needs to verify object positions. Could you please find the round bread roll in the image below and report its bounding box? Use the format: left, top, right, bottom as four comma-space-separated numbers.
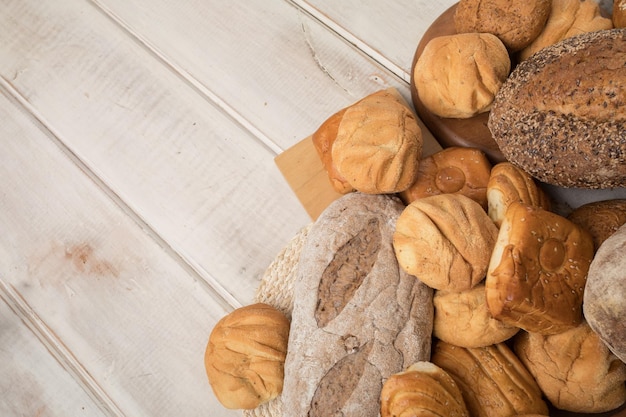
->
413, 33, 510, 119
514, 322, 626, 413
431, 341, 549, 417
381, 361, 469, 417
488, 29, 626, 189
204, 303, 290, 409
487, 162, 552, 227
331, 89, 423, 194
567, 199, 626, 251
433, 283, 520, 348
616, 0, 626, 28
583, 222, 626, 364
399, 147, 492, 209
519, 0, 613, 61
454, 0, 552, 51
394, 194, 499, 292
486, 202, 594, 335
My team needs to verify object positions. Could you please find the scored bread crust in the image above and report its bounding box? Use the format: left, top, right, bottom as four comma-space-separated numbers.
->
488, 28, 626, 189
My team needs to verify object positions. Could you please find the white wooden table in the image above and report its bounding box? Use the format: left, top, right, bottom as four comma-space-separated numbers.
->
0, 1, 459, 415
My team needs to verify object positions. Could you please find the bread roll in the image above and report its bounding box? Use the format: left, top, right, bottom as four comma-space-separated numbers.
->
514, 322, 626, 413
431, 341, 549, 417
204, 303, 290, 409
488, 29, 626, 189
487, 162, 552, 227
454, 0, 552, 51
399, 147, 492, 209
616, 0, 626, 28
380, 361, 469, 417
433, 283, 520, 348
583, 222, 626, 364
394, 194, 499, 292
413, 33, 510, 118
567, 199, 626, 250
282, 193, 433, 417
519, 0, 614, 61
486, 202, 594, 334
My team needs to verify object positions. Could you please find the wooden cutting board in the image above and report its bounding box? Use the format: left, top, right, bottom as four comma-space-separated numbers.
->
274, 88, 442, 220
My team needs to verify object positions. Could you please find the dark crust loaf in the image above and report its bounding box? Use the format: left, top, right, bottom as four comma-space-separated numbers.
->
488, 29, 626, 189
282, 192, 433, 417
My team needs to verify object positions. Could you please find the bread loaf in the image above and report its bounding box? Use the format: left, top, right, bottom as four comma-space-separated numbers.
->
583, 222, 626, 364
380, 361, 469, 417
514, 322, 626, 413
567, 199, 626, 250
431, 341, 549, 417
204, 303, 290, 409
488, 29, 626, 189
282, 193, 433, 417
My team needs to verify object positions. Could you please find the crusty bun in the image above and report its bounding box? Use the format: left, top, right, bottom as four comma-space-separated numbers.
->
519, 0, 613, 61
485, 202, 594, 334
487, 162, 552, 227
433, 283, 520, 348
400, 147, 492, 209
567, 199, 626, 251
432, 341, 549, 417
394, 194, 499, 292
413, 33, 510, 118
312, 88, 423, 194
454, 0, 551, 52
514, 322, 626, 413
488, 29, 626, 189
615, 0, 626, 28
381, 361, 469, 417
583, 222, 626, 364
204, 303, 290, 409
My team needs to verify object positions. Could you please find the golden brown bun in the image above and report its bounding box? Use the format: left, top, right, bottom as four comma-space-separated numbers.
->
330, 89, 423, 194
583, 222, 626, 364
454, 0, 552, 51
615, 0, 626, 28
413, 33, 510, 118
487, 162, 552, 227
380, 361, 469, 417
394, 194, 499, 292
433, 283, 519, 348
514, 322, 626, 413
311, 107, 353, 194
488, 29, 626, 189
519, 0, 614, 61
431, 341, 549, 417
399, 147, 492, 209
486, 202, 594, 335
567, 199, 626, 251
204, 303, 290, 409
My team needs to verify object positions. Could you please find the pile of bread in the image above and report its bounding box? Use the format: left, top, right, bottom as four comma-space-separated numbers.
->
204, 0, 626, 416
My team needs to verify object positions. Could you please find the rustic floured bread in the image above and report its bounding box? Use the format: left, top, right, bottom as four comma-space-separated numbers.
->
282, 192, 433, 417
454, 0, 552, 51
431, 340, 549, 417
394, 194, 499, 292
380, 361, 469, 417
204, 303, 290, 409
583, 222, 626, 364
519, 0, 613, 61
514, 321, 626, 413
488, 29, 626, 189
487, 162, 552, 227
567, 199, 626, 251
433, 283, 520, 348
486, 202, 594, 334
399, 146, 492, 209
413, 33, 510, 118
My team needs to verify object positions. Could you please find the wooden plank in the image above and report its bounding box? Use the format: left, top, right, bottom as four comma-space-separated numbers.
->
0, 87, 238, 416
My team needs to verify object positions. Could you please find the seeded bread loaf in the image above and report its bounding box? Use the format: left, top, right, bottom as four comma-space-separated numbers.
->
488, 29, 626, 189
281, 193, 433, 417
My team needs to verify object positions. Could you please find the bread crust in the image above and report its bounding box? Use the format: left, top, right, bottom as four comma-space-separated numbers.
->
488, 29, 626, 189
